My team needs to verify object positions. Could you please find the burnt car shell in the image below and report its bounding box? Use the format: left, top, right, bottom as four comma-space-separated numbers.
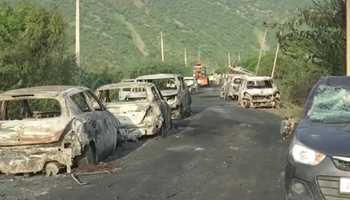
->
285, 76, 350, 200
0, 86, 120, 175
96, 82, 171, 139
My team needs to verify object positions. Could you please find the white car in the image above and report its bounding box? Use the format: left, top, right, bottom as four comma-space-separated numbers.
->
136, 74, 191, 119
238, 76, 280, 108
96, 82, 172, 139
184, 77, 198, 93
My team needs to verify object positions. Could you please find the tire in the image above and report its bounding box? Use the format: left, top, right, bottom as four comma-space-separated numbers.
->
241, 99, 251, 108
179, 105, 185, 119
85, 143, 98, 165
160, 122, 167, 137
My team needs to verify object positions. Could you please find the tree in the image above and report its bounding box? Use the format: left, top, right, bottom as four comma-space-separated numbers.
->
0, 3, 78, 91
279, 0, 346, 75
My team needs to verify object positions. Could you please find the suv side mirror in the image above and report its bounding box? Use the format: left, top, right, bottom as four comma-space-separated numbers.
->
280, 119, 297, 141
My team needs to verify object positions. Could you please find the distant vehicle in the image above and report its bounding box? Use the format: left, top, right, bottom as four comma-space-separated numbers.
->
184, 76, 198, 93
0, 86, 122, 176
136, 74, 191, 119
193, 64, 209, 87
220, 74, 248, 101
283, 76, 350, 200
96, 82, 172, 139
237, 76, 280, 108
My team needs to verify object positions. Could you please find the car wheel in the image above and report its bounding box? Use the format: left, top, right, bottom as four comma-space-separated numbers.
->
160, 122, 167, 137
241, 99, 251, 108
85, 143, 98, 165
179, 105, 185, 119
273, 99, 281, 109
45, 162, 60, 176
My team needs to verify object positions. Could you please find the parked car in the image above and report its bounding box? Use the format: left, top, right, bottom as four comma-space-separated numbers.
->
136, 74, 191, 119
0, 86, 122, 176
96, 82, 172, 139
237, 76, 280, 108
184, 76, 198, 94
283, 76, 350, 200
220, 74, 247, 101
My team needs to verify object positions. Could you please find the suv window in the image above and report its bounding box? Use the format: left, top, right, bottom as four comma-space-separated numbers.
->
71, 93, 91, 112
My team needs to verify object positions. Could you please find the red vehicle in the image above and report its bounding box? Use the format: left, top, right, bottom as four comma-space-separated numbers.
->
193, 63, 209, 87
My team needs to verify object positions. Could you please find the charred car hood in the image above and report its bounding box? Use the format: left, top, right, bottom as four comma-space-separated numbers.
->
296, 119, 350, 157
160, 90, 178, 97
106, 102, 150, 126
0, 118, 68, 146
246, 88, 275, 96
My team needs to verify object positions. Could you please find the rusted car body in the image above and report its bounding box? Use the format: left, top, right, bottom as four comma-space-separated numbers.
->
136, 74, 191, 119
0, 86, 121, 175
96, 82, 172, 139
238, 76, 280, 108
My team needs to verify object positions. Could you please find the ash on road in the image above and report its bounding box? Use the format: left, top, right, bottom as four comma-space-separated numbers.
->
0, 87, 287, 200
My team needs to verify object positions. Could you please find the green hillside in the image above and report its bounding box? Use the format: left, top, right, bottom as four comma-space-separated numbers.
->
2, 0, 309, 75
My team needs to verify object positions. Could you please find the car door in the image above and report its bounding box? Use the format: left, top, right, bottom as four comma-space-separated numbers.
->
179, 76, 191, 111
84, 90, 119, 154
151, 86, 171, 129
70, 90, 118, 160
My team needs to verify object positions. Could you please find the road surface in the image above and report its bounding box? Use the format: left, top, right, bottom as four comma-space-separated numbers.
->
0, 87, 287, 200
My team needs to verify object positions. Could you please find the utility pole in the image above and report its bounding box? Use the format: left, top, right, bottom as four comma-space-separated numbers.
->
227, 52, 231, 67
197, 48, 201, 63
271, 43, 280, 79
347, 0, 350, 75
184, 48, 188, 66
256, 29, 267, 75
75, 0, 80, 66
160, 31, 165, 62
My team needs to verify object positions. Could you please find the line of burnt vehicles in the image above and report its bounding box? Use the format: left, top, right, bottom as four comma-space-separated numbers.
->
220, 74, 280, 108
0, 74, 192, 176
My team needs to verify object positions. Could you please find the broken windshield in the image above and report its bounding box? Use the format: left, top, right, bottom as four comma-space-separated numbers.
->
307, 85, 350, 123
247, 80, 273, 89
98, 87, 147, 103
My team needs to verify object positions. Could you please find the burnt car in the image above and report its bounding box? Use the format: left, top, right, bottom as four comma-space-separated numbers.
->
220, 74, 247, 101
136, 74, 191, 119
96, 82, 172, 139
184, 76, 198, 94
284, 76, 350, 200
0, 86, 122, 176
238, 76, 280, 108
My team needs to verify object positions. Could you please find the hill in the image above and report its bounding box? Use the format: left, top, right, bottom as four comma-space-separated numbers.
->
2, 0, 309, 75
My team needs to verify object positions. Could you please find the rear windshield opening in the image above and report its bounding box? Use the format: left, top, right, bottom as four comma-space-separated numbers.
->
247, 80, 273, 89
144, 78, 177, 90
0, 98, 61, 121
99, 87, 147, 103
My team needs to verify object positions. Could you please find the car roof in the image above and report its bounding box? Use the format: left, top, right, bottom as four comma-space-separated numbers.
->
136, 73, 181, 80
246, 76, 272, 81
96, 82, 154, 91
318, 76, 350, 88
0, 86, 88, 100
184, 77, 194, 79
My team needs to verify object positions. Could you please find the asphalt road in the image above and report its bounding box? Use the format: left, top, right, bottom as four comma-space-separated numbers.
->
0, 87, 288, 200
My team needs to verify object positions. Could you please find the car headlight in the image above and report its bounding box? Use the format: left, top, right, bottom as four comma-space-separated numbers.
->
291, 139, 326, 166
